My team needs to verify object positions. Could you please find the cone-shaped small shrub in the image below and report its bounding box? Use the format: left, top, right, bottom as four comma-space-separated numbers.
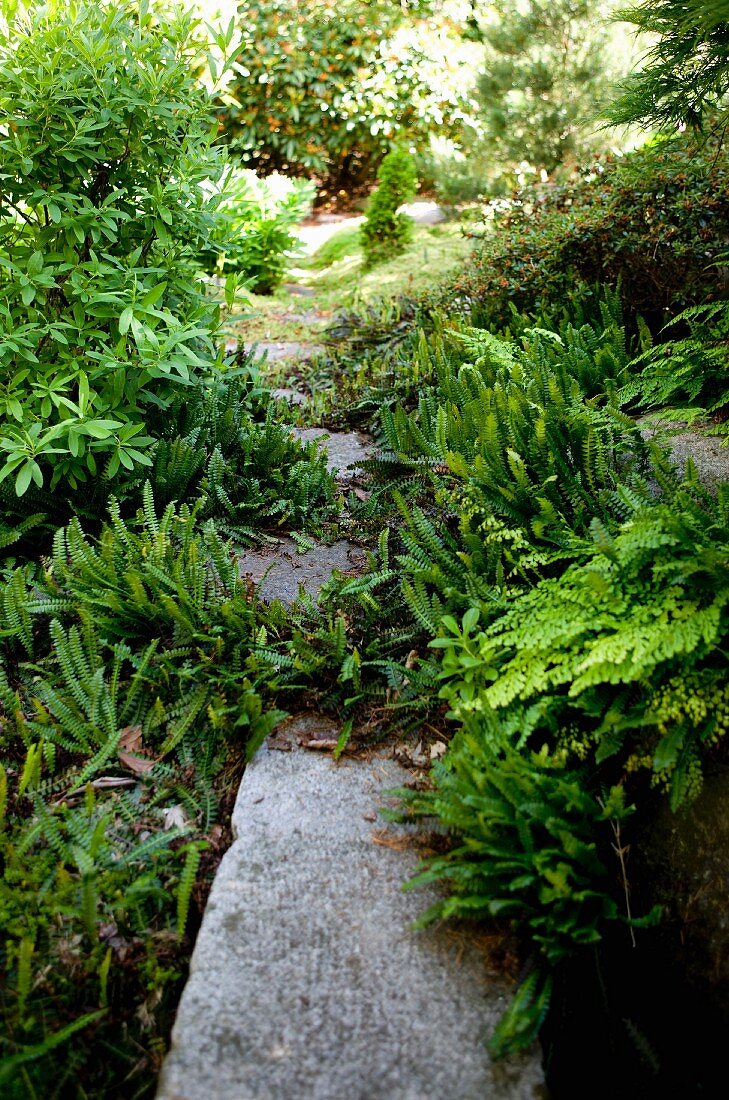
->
361, 149, 418, 268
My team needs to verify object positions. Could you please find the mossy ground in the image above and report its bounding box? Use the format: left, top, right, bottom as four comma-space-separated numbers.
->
229, 220, 473, 347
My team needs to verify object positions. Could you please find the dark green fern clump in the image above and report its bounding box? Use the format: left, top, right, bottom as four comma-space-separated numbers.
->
298, 280, 729, 1059
0, 489, 292, 1096
361, 149, 418, 269
621, 298, 729, 431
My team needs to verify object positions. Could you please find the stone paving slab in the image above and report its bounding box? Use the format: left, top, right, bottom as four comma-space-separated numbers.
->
246, 341, 320, 365
238, 537, 366, 606
639, 416, 729, 492
289, 427, 374, 477
157, 743, 545, 1100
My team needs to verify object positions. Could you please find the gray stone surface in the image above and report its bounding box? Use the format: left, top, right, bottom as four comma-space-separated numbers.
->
246, 341, 320, 364
401, 200, 447, 226
290, 427, 374, 478
157, 744, 545, 1100
270, 387, 308, 406
238, 537, 366, 605
639, 416, 729, 491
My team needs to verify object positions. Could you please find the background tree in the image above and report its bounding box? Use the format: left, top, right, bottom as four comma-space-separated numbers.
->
475, 0, 614, 177
220, 0, 466, 195
360, 149, 418, 268
610, 0, 729, 131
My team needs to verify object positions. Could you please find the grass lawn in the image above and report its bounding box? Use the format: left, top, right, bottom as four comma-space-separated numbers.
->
230, 219, 474, 346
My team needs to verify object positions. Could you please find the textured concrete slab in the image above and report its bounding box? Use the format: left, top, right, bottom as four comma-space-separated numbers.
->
639, 416, 729, 492
157, 744, 545, 1100
238, 537, 366, 605
290, 427, 374, 478
246, 341, 320, 364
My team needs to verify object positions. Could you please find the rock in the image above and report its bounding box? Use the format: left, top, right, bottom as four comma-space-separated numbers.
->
639, 416, 729, 492
282, 284, 316, 297
246, 341, 320, 365
157, 743, 545, 1100
295, 214, 366, 256
638, 767, 729, 1021
237, 537, 366, 606
270, 387, 308, 406
290, 427, 374, 478
400, 201, 447, 226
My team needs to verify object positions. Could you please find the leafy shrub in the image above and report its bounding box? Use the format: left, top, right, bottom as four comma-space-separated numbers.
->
361, 150, 418, 268
201, 169, 315, 293
448, 135, 729, 334
0, 2, 234, 497
221, 0, 466, 192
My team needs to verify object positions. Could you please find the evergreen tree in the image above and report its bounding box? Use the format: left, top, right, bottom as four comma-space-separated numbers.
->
610, 0, 729, 131
476, 0, 613, 175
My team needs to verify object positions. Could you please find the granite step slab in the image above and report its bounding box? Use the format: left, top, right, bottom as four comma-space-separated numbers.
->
237, 537, 366, 606
157, 739, 545, 1100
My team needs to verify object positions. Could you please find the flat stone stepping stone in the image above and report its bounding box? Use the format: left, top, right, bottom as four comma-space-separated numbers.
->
246, 341, 320, 364
270, 386, 308, 406
238, 537, 366, 605
401, 199, 447, 225
157, 741, 544, 1100
639, 416, 729, 492
290, 427, 374, 478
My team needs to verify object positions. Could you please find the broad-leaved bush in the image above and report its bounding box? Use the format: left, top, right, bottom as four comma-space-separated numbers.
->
0, 1, 234, 496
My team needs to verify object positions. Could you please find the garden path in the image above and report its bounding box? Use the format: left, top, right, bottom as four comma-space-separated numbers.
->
156, 335, 546, 1097
157, 729, 545, 1100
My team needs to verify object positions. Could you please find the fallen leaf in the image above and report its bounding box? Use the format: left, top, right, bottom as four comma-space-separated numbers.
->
163, 804, 188, 830
371, 829, 412, 851
299, 737, 338, 751
119, 725, 143, 752
405, 649, 419, 670
119, 751, 155, 775
430, 741, 448, 761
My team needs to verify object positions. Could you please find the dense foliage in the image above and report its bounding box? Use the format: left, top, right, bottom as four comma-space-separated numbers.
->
0, 2, 233, 497
320, 286, 729, 1056
0, 4, 339, 1094
476, 0, 612, 176
611, 0, 729, 131
4, 0, 729, 1090
200, 169, 315, 293
220, 0, 466, 192
448, 134, 729, 332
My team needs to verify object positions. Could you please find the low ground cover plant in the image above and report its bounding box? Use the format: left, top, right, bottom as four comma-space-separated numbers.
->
0, 489, 297, 1096
298, 279, 729, 1058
